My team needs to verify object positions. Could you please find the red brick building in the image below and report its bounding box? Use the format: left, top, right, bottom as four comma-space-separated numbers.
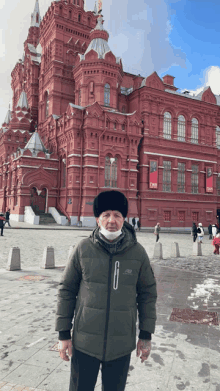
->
1, 0, 220, 228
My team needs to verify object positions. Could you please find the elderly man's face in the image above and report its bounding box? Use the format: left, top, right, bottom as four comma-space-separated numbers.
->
96, 210, 125, 232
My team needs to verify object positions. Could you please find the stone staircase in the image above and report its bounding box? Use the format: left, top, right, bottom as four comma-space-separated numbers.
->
39, 213, 57, 225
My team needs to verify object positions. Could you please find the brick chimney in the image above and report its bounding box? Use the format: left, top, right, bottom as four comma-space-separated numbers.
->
162, 75, 178, 91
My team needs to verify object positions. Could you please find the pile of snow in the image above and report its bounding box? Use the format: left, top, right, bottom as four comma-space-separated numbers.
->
188, 278, 220, 310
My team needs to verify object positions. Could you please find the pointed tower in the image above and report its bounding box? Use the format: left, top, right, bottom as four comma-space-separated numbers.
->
31, 0, 41, 28
25, 0, 41, 48
10, 90, 32, 132
38, 0, 98, 121
2, 105, 12, 128
73, 15, 123, 109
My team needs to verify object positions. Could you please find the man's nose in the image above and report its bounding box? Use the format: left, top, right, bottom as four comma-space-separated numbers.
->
109, 214, 116, 222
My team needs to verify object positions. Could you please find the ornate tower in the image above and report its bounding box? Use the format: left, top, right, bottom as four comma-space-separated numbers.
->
38, 0, 98, 124
73, 15, 123, 109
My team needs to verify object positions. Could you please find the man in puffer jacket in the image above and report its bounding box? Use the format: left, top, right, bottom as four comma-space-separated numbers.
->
55, 190, 157, 391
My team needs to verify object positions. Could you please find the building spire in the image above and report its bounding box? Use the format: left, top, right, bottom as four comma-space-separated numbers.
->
31, 0, 41, 27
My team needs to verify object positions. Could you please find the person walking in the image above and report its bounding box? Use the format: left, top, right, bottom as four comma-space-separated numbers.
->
132, 217, 136, 230
137, 220, 141, 231
5, 209, 11, 227
212, 232, 220, 254
212, 224, 217, 239
0, 213, 6, 236
192, 222, 197, 242
55, 190, 157, 391
197, 223, 204, 243
208, 224, 212, 240
154, 222, 160, 242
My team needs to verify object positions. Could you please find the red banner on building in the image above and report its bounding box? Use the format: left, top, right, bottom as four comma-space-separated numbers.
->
149, 160, 158, 189
206, 167, 213, 193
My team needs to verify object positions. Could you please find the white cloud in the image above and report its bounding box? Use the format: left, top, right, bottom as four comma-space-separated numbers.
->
187, 66, 220, 97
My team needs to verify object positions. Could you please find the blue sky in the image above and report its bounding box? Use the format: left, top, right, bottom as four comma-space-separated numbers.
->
1, 0, 220, 123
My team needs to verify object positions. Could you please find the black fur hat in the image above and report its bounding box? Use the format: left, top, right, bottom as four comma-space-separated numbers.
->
93, 190, 128, 218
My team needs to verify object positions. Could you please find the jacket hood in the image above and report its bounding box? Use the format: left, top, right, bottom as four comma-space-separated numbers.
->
90, 220, 137, 253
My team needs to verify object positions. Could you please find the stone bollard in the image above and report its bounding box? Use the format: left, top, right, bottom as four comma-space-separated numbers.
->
41, 246, 55, 269
68, 245, 75, 261
153, 242, 163, 259
171, 242, 180, 258
193, 241, 202, 256
7, 247, 21, 271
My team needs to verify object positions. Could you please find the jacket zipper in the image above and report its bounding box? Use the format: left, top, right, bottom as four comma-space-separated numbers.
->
102, 254, 113, 361
113, 261, 120, 290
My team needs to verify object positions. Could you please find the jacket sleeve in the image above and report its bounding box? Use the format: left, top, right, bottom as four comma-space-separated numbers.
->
136, 246, 157, 334
55, 245, 82, 333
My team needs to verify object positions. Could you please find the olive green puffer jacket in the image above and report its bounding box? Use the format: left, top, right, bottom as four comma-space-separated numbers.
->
55, 223, 157, 362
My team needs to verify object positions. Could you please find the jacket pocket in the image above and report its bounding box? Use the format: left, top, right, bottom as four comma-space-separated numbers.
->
78, 306, 105, 335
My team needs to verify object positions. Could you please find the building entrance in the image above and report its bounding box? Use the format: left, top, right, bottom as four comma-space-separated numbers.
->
30, 187, 46, 214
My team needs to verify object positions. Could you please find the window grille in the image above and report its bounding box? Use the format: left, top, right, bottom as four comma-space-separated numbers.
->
177, 115, 185, 142
104, 84, 110, 106
178, 211, 185, 222
216, 126, 220, 149
105, 157, 118, 188
191, 164, 198, 193
163, 161, 171, 192
192, 212, 199, 223
163, 211, 171, 222
191, 118, 198, 144
163, 112, 172, 139
177, 163, 185, 193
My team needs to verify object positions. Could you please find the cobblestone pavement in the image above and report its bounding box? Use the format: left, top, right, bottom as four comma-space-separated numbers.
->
0, 225, 220, 390
1, 225, 220, 276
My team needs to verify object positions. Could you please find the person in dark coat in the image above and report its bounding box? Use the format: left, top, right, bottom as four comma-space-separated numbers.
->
5, 209, 11, 227
0, 213, 6, 236
192, 222, 197, 242
137, 220, 141, 231
132, 217, 136, 229
55, 190, 157, 391
208, 224, 212, 239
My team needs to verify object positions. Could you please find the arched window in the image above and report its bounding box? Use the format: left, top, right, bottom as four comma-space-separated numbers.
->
88, 17, 91, 26
177, 115, 185, 142
122, 106, 126, 113
78, 14, 81, 22
77, 0, 79, 4
163, 112, 172, 139
44, 91, 49, 119
59, 6, 62, 16
36, 13, 39, 23
62, 158, 66, 187
191, 118, 198, 144
78, 88, 81, 106
104, 84, 110, 106
105, 157, 118, 188
69, 10, 72, 19
73, 0, 75, 4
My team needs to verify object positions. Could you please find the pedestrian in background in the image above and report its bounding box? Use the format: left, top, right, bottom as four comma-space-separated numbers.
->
212, 224, 217, 239
55, 190, 157, 391
132, 217, 136, 230
137, 220, 141, 231
208, 224, 212, 239
197, 223, 204, 243
212, 232, 220, 254
154, 222, 160, 242
0, 213, 5, 236
192, 222, 197, 242
5, 209, 11, 227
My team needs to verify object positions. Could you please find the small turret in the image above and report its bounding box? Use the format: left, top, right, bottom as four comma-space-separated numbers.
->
31, 0, 41, 27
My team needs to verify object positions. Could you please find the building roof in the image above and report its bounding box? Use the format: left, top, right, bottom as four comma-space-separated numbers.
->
82, 16, 112, 60
16, 91, 29, 109
3, 107, 12, 125
24, 131, 47, 153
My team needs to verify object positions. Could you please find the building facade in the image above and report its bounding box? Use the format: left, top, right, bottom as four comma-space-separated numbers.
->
1, 0, 220, 227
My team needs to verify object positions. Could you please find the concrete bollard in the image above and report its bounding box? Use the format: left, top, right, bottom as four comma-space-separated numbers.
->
68, 245, 75, 261
153, 242, 163, 259
193, 242, 202, 256
7, 247, 21, 271
171, 242, 180, 258
41, 246, 55, 269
